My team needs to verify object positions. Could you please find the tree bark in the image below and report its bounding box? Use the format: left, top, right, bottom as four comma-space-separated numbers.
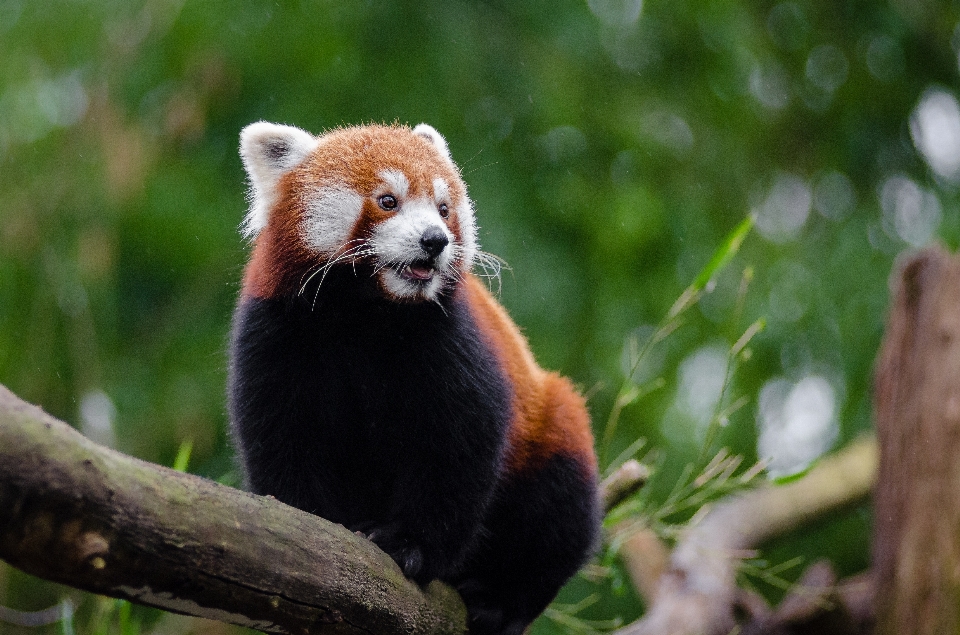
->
873, 246, 960, 635
0, 384, 467, 635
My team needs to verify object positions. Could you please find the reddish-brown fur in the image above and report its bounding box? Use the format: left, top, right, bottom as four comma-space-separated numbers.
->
464, 276, 597, 478
242, 125, 467, 300
232, 121, 599, 635
243, 123, 595, 479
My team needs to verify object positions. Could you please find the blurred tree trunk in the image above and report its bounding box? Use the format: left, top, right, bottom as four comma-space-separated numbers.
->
874, 246, 960, 635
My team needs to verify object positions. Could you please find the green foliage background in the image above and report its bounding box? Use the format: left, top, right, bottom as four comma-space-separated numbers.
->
1, 0, 959, 633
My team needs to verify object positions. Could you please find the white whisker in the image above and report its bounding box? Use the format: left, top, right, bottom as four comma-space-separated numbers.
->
298, 263, 325, 297
471, 250, 509, 295
299, 240, 373, 308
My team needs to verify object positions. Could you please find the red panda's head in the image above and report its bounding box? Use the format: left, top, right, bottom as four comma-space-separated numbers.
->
238, 122, 478, 303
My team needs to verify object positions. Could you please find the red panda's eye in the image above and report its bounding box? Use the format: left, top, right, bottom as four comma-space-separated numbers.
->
378, 195, 398, 211
438, 203, 449, 219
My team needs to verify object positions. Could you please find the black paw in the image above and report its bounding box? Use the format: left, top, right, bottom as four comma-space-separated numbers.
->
467, 607, 506, 635
367, 524, 433, 584
457, 580, 504, 635
456, 579, 528, 635
465, 605, 526, 635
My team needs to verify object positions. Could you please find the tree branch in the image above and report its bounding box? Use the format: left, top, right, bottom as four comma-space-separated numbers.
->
0, 342, 883, 635
613, 436, 877, 635
0, 384, 467, 635
600, 460, 650, 513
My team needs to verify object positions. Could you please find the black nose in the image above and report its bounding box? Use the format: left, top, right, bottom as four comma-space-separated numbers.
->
420, 227, 449, 258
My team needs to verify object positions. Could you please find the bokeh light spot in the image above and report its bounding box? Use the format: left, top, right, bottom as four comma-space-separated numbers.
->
813, 170, 856, 221
661, 345, 729, 445
757, 375, 838, 478
766, 3, 808, 51
80, 390, 117, 449
866, 34, 904, 82
539, 125, 588, 164
880, 175, 942, 247
910, 88, 960, 182
749, 62, 791, 110
754, 172, 812, 242
805, 44, 849, 93
587, 0, 643, 27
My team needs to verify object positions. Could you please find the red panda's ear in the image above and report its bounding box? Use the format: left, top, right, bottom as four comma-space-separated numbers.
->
412, 124, 453, 165
239, 122, 318, 238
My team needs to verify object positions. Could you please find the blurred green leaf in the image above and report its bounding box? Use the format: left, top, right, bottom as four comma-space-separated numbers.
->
691, 214, 756, 297
172, 438, 193, 473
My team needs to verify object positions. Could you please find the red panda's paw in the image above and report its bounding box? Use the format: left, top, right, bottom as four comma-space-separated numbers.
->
456, 579, 526, 635
366, 524, 432, 584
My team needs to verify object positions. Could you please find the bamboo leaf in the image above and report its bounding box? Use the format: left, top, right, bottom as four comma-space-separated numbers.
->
691, 215, 756, 292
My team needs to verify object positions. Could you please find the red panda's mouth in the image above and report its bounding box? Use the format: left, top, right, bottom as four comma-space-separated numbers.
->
399, 262, 436, 282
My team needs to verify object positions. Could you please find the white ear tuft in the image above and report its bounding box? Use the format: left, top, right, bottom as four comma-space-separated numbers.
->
412, 123, 453, 164
239, 121, 318, 238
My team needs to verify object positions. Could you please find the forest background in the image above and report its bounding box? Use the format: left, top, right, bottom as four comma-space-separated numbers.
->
1, 0, 959, 633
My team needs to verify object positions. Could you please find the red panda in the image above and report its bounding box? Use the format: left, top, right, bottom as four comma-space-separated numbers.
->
227, 121, 600, 635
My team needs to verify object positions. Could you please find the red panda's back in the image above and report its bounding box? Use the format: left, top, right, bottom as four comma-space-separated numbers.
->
462, 275, 598, 478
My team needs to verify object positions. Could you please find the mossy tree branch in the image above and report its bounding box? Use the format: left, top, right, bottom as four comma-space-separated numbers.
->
0, 384, 467, 635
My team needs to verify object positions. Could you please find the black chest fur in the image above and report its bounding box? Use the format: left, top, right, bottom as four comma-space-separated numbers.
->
227, 268, 512, 530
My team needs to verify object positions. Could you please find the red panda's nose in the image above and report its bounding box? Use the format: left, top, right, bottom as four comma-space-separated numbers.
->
420, 227, 449, 258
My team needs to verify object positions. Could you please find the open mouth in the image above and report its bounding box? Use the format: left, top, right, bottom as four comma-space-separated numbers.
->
398, 261, 436, 282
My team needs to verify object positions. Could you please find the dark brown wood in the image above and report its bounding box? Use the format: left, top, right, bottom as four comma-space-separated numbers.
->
0, 384, 467, 635
873, 246, 960, 635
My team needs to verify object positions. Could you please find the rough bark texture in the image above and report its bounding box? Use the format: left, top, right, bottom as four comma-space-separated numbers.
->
0, 384, 467, 635
873, 246, 960, 635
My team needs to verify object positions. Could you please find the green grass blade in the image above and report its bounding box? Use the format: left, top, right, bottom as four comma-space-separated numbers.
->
59, 600, 75, 635
172, 439, 193, 473
691, 214, 755, 292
